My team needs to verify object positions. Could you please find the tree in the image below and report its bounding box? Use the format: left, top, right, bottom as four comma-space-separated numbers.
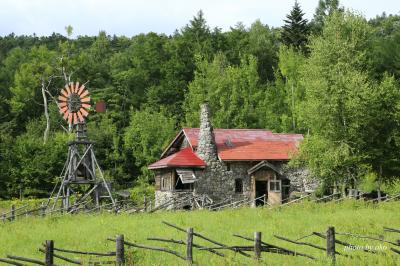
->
276, 45, 306, 131
281, 1, 309, 52
368, 13, 400, 80
9, 45, 56, 133
124, 109, 176, 179
2, 116, 69, 198
296, 12, 400, 192
184, 53, 261, 128
247, 20, 279, 82
311, 0, 342, 33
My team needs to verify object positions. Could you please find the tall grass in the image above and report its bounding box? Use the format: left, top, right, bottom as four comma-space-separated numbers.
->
0, 200, 399, 265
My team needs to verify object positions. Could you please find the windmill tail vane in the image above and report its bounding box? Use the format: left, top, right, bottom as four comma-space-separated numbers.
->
58, 82, 91, 125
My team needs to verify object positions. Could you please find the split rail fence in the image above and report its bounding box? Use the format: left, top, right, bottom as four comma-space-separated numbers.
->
1, 221, 399, 265
1, 191, 400, 223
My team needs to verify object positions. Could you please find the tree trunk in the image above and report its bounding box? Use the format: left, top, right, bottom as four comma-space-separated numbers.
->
291, 83, 296, 130
41, 79, 50, 144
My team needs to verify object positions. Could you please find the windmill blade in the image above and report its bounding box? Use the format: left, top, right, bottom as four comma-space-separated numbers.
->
61, 89, 68, 97
81, 103, 91, 109
77, 111, 84, 122
73, 113, 78, 124
63, 110, 70, 120
68, 113, 73, 124
77, 85, 85, 95
79, 108, 89, 117
75, 82, 80, 93
80, 90, 89, 98
59, 102, 68, 107
81, 97, 90, 103
58, 95, 68, 102
59, 106, 68, 114
66, 86, 71, 96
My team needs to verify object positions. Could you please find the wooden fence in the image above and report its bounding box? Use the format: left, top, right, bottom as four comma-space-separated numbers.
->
1, 191, 400, 223
1, 221, 399, 265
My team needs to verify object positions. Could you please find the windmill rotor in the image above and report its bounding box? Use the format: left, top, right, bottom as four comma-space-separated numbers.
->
58, 82, 91, 125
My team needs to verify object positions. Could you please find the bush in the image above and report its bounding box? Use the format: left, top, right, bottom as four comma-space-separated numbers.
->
129, 178, 155, 205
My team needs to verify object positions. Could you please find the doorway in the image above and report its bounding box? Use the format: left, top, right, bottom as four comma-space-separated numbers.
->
281, 179, 291, 203
255, 181, 267, 206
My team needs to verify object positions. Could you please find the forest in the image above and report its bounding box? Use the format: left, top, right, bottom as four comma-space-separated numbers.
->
0, 0, 400, 199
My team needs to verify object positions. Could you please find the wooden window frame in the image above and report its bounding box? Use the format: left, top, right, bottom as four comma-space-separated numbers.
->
269, 175, 281, 192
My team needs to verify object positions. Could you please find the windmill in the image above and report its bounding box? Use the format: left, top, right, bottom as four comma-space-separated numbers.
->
48, 82, 115, 212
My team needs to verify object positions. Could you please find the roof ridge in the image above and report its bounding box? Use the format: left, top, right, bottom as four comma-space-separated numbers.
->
183, 128, 273, 131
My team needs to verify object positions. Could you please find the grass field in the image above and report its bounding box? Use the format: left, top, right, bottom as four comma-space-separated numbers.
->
0, 200, 399, 265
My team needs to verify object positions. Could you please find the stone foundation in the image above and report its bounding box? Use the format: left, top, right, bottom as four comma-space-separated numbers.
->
155, 191, 193, 209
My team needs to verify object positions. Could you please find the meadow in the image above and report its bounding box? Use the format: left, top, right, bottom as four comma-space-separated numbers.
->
0, 200, 399, 265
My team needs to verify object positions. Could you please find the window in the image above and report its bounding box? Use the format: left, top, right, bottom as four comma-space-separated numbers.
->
269, 175, 281, 192
161, 177, 166, 190
235, 179, 243, 193
226, 163, 231, 171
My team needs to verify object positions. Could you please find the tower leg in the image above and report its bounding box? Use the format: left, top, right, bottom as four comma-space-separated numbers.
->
94, 186, 100, 208
65, 187, 70, 210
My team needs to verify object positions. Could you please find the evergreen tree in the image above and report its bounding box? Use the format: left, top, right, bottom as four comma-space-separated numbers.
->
281, 1, 309, 52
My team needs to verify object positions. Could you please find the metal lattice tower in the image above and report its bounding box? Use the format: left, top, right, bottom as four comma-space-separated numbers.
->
48, 82, 115, 212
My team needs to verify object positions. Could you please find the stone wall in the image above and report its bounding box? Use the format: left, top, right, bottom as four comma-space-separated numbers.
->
194, 161, 251, 202
282, 166, 320, 193
155, 190, 193, 209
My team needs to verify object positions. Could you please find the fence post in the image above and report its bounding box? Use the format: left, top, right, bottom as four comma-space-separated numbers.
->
254, 232, 262, 260
116, 234, 125, 266
186, 228, 193, 263
10, 205, 15, 221
144, 196, 147, 212
326, 226, 336, 262
41, 203, 46, 217
45, 240, 54, 266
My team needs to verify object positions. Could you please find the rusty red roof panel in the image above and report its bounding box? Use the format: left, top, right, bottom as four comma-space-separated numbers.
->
183, 128, 302, 161
217, 140, 299, 161
148, 147, 206, 169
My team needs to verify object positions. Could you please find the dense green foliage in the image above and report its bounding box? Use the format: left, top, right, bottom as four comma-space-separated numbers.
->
0, 201, 399, 265
0, 3, 400, 199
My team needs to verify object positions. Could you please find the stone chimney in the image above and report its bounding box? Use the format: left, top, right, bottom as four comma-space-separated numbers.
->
196, 103, 218, 163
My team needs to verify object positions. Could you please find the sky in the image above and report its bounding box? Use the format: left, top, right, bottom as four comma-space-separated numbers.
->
0, 0, 399, 37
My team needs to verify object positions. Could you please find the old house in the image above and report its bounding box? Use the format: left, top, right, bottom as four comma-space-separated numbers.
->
149, 103, 317, 208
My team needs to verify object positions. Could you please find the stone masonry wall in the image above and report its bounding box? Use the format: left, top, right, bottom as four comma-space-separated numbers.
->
155, 191, 193, 209
193, 103, 250, 202
196, 103, 218, 163
194, 161, 250, 202
281, 166, 320, 193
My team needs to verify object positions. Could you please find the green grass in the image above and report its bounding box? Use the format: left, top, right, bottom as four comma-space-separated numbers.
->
0, 200, 399, 265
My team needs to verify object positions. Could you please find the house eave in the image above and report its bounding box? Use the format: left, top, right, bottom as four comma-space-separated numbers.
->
148, 165, 206, 170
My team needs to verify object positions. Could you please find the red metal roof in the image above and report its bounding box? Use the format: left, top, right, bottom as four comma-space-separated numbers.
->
183, 128, 302, 161
183, 128, 303, 161
150, 128, 303, 169
148, 147, 206, 169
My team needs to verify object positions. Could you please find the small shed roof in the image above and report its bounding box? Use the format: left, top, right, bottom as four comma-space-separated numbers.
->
148, 147, 205, 170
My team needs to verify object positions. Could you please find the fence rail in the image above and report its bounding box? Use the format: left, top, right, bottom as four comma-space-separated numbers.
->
1, 222, 399, 265
1, 189, 399, 224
